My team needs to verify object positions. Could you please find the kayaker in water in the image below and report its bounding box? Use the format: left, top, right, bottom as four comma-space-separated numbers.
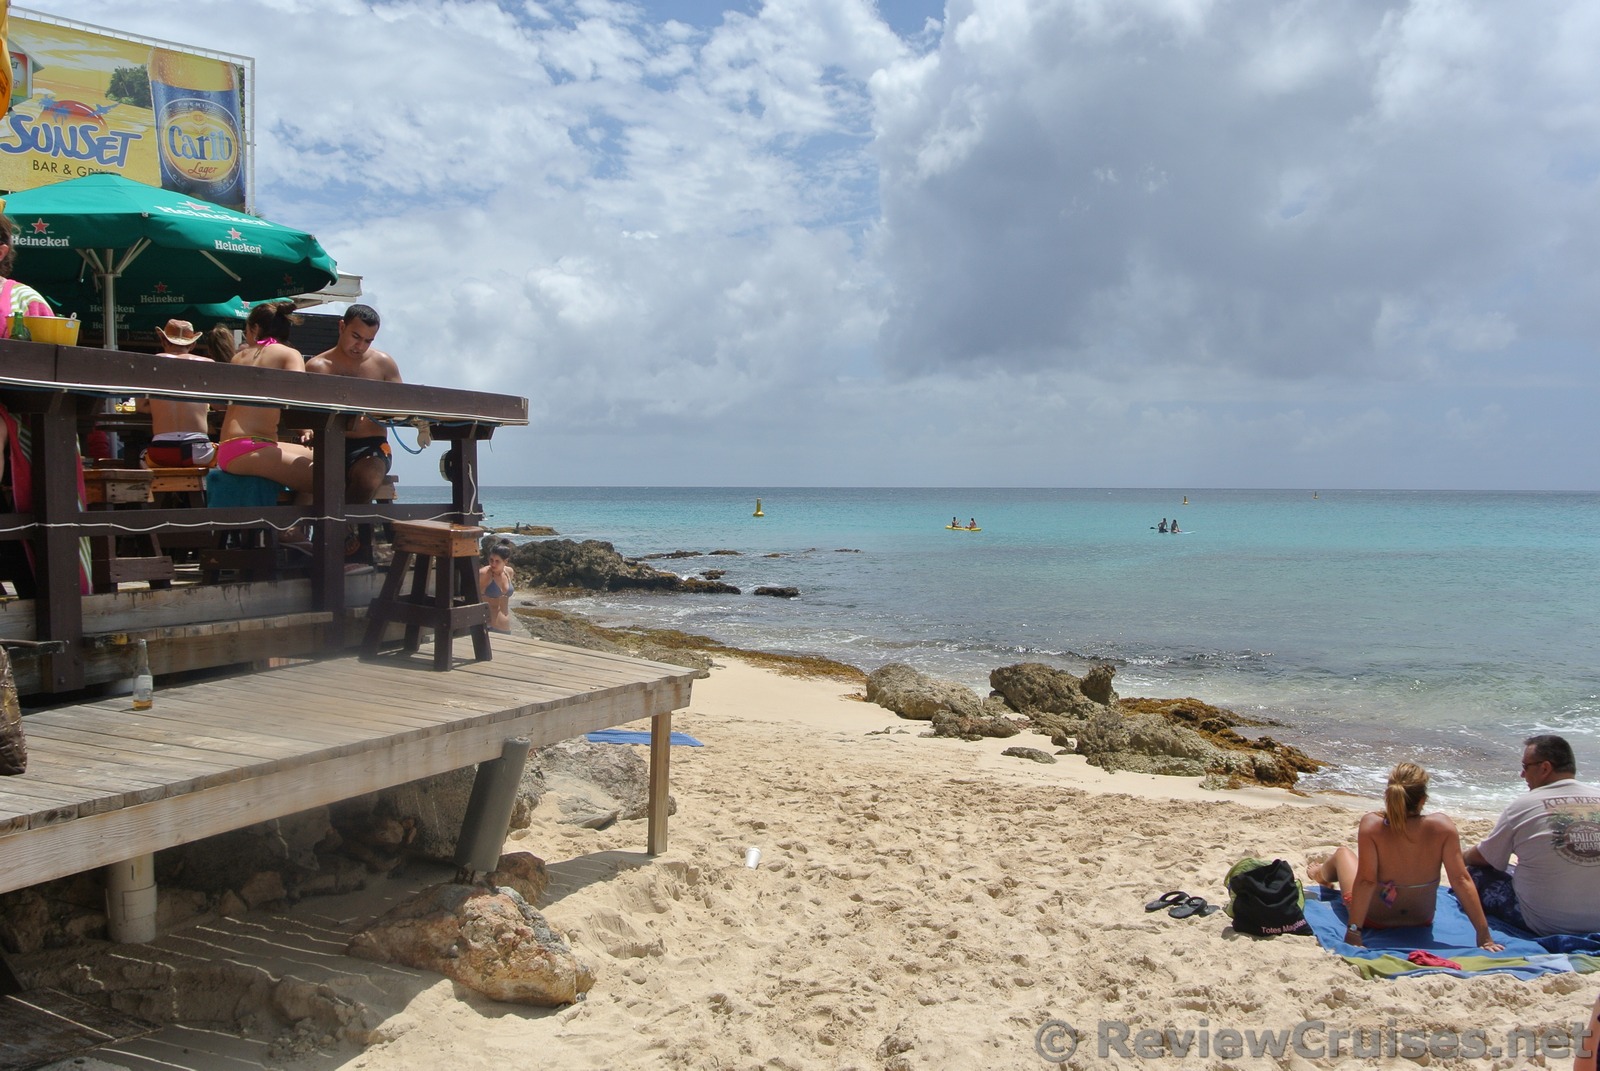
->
1158, 518, 1168, 532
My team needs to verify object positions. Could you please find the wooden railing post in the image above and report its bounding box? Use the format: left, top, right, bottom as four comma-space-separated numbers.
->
33, 396, 85, 691
309, 412, 347, 647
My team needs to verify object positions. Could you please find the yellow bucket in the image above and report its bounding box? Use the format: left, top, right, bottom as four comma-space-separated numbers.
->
21, 316, 81, 345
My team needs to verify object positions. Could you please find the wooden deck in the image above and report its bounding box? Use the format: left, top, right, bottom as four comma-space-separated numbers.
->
0, 635, 696, 897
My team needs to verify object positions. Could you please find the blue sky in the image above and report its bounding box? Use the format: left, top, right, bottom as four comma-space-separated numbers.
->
49, 0, 1600, 488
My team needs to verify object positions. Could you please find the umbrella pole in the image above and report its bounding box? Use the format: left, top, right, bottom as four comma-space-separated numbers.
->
102, 263, 116, 350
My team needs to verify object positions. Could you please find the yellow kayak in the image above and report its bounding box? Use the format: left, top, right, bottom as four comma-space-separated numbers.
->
945, 525, 982, 531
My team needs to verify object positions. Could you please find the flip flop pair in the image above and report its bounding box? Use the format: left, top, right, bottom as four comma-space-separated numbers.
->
1169, 895, 1220, 919
1143, 891, 1218, 918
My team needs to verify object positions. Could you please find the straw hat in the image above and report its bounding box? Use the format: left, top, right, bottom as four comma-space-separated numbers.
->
158, 318, 202, 346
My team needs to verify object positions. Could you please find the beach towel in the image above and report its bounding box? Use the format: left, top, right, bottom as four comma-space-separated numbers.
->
584, 729, 704, 747
1304, 884, 1600, 979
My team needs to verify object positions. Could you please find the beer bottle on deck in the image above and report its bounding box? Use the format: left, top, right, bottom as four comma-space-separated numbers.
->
132, 640, 153, 711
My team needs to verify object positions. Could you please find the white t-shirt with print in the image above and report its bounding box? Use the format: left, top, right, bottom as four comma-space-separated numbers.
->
1476, 778, 1600, 936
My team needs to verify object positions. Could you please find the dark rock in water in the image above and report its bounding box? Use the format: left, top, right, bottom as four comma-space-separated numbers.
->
754, 586, 799, 598
507, 538, 736, 593
834, 548, 860, 553
702, 569, 726, 580
1081, 663, 1119, 706
1001, 746, 1057, 764
681, 578, 742, 594
639, 550, 703, 560
866, 663, 985, 721
709, 549, 742, 556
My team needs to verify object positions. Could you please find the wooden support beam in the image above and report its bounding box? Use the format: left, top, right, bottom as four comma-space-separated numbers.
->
648, 711, 672, 856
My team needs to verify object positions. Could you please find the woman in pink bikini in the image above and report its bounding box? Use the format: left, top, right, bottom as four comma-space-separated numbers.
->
1308, 762, 1503, 950
217, 301, 314, 492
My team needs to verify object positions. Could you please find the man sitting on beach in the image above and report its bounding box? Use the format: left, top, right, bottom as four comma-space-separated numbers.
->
142, 319, 217, 469
1464, 734, 1600, 936
305, 304, 401, 503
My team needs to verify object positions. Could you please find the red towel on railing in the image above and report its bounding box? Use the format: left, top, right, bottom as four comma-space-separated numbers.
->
1, 402, 91, 594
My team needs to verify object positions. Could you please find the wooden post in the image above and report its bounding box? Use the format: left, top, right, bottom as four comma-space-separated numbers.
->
647, 711, 672, 856
453, 737, 531, 876
33, 397, 85, 691
449, 435, 481, 523
309, 412, 347, 646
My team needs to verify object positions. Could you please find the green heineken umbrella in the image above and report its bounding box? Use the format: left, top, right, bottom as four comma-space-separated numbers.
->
2, 173, 337, 348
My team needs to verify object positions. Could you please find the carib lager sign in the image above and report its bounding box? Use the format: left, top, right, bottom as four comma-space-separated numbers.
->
2, 12, 251, 211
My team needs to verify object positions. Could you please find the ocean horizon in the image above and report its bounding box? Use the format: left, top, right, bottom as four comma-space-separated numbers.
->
450, 485, 1599, 817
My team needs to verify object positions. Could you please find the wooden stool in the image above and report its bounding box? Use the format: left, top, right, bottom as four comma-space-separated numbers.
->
361, 520, 491, 670
147, 466, 211, 561
83, 467, 174, 593
147, 466, 208, 506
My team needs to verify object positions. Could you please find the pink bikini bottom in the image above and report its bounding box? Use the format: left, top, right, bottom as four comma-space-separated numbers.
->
216, 436, 275, 471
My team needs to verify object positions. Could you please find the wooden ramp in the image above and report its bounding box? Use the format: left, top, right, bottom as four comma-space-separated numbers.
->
0, 636, 697, 898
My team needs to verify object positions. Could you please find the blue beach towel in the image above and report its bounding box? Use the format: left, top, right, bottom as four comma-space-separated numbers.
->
585, 729, 704, 747
1304, 885, 1600, 979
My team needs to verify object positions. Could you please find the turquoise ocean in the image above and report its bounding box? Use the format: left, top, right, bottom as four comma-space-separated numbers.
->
465, 486, 1599, 815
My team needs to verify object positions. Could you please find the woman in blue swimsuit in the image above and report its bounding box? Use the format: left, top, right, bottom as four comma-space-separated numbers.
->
479, 544, 515, 633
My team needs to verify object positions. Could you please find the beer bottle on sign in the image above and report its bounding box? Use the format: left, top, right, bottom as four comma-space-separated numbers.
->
148, 48, 247, 210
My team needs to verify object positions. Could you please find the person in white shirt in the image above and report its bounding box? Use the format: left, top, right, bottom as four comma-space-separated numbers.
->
1465, 735, 1600, 936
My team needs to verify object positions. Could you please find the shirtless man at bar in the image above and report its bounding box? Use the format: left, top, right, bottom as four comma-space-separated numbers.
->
305, 304, 402, 504
216, 301, 314, 493
141, 319, 217, 469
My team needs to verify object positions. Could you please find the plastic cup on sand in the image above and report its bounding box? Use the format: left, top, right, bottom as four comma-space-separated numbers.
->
745, 847, 761, 869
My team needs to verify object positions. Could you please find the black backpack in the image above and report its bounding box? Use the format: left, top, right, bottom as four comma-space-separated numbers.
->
1225, 857, 1312, 936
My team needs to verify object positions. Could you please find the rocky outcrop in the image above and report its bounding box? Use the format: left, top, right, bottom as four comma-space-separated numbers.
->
513, 608, 712, 675
989, 661, 1119, 717
931, 705, 1023, 741
347, 881, 593, 1006
508, 539, 738, 594
866, 663, 986, 721
1073, 702, 1321, 788
486, 851, 551, 904
754, 586, 799, 598
1001, 746, 1057, 764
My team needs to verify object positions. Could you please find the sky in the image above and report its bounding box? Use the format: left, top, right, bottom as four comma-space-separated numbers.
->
41, 0, 1600, 488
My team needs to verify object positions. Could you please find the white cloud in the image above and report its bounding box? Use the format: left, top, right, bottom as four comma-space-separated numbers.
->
53, 0, 1600, 489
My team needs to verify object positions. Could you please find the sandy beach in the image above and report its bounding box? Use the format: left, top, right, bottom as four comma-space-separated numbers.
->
46, 655, 1600, 1071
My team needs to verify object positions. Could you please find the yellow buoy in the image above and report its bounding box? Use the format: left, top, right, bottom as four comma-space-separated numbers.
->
753, 498, 764, 517
1182, 496, 1188, 506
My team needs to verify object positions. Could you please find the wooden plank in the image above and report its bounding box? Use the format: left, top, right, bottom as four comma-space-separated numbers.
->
21, 720, 284, 777
231, 675, 475, 733
0, 637, 694, 895
0, 680, 684, 894
6, 731, 243, 799
48, 349, 528, 425
110, 693, 367, 754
